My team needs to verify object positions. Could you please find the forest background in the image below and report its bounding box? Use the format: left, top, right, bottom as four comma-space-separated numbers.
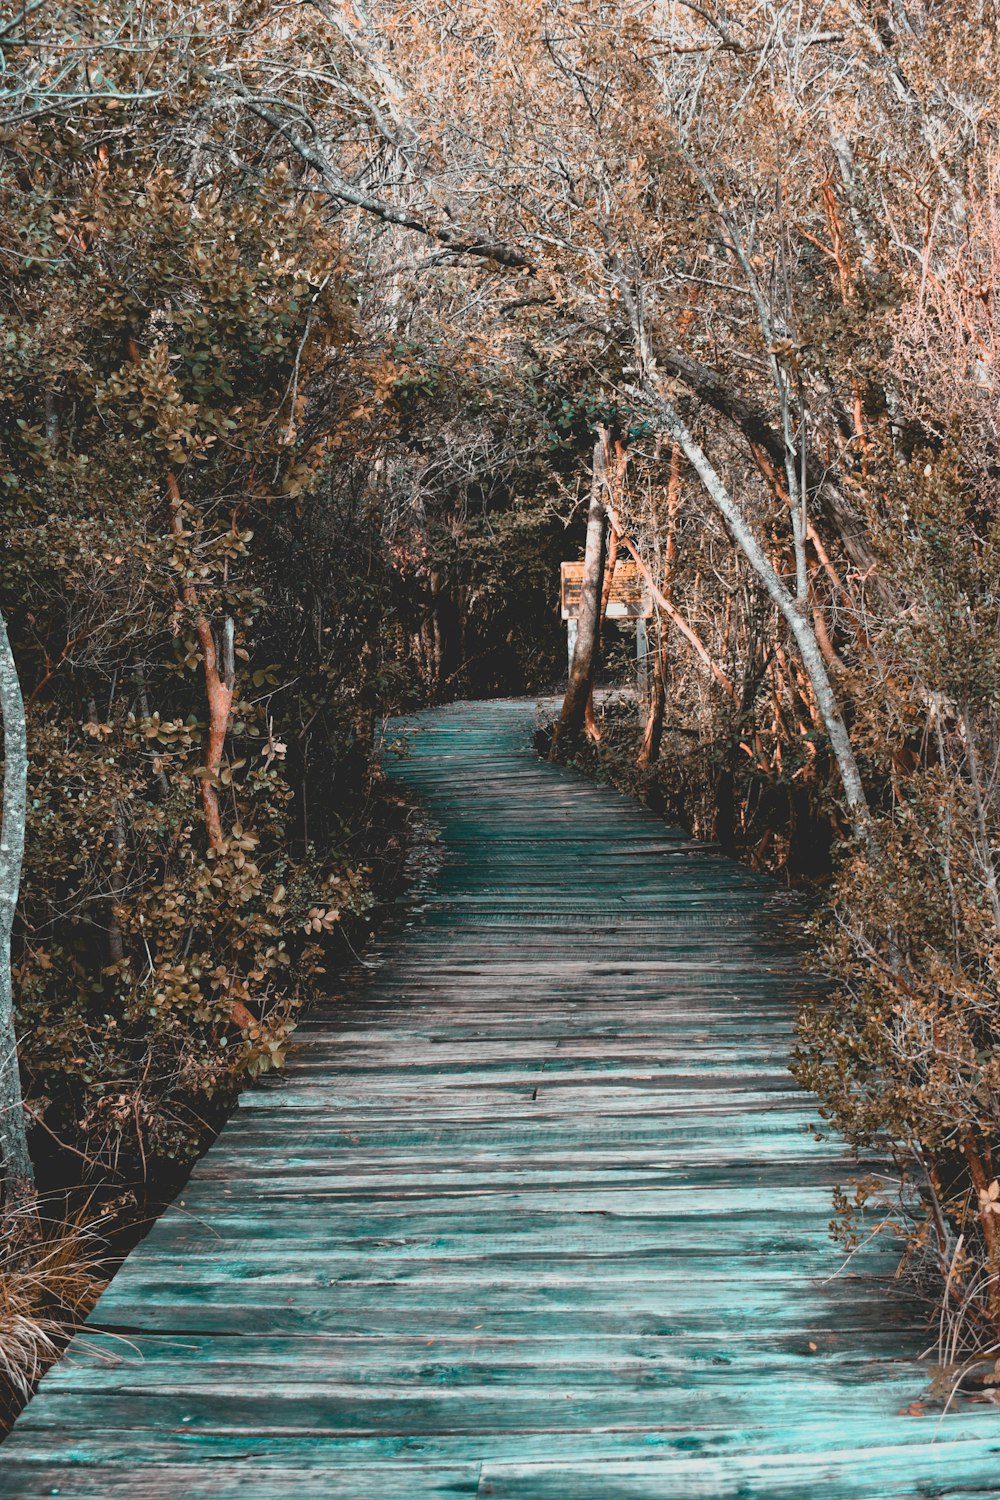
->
1, 0, 999, 1407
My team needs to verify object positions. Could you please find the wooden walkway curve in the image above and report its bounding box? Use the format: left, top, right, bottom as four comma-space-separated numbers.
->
2, 699, 998, 1497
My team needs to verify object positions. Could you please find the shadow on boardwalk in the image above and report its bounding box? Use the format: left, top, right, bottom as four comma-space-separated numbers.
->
1, 700, 996, 1498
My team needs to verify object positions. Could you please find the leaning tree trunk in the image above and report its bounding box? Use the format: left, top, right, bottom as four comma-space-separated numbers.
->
637, 444, 679, 769
0, 607, 35, 1197
647, 390, 872, 842
551, 431, 609, 758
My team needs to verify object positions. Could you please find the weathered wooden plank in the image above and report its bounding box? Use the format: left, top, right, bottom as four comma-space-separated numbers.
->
0, 698, 991, 1498
0, 1462, 482, 1498
476, 1444, 1000, 1500
37, 1331, 922, 1386
6, 1412, 996, 1473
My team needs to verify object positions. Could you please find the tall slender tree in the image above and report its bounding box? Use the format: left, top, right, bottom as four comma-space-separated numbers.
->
0, 607, 34, 1197
551, 431, 609, 754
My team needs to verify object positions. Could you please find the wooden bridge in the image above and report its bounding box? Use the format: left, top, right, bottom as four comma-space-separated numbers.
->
2, 700, 998, 1497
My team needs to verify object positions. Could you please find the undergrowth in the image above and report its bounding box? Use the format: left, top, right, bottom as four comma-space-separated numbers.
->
0, 1197, 108, 1425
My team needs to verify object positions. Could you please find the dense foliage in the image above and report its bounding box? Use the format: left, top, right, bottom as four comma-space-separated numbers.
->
2, 121, 384, 1181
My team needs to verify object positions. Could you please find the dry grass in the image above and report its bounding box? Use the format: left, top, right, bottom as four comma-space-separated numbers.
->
0, 1196, 109, 1419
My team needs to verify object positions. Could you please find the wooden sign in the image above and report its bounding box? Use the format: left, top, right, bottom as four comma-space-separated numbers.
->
560, 560, 653, 620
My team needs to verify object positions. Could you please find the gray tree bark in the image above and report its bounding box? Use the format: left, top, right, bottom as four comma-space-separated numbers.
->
0, 607, 34, 1194
551, 432, 608, 756
649, 393, 872, 841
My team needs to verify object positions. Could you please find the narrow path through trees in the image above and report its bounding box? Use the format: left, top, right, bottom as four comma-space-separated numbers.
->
1, 700, 996, 1498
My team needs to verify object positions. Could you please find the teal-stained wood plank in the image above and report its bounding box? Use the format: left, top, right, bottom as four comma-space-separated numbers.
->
0, 1462, 483, 1499
1, 697, 995, 1499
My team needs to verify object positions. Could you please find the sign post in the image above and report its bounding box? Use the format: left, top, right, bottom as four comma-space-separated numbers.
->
560, 560, 654, 696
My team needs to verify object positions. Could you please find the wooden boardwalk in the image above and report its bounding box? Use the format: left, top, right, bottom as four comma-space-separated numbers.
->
2, 698, 998, 1497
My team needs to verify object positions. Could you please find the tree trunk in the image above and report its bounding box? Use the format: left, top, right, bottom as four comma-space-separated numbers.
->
429, 570, 444, 699
551, 431, 609, 757
637, 442, 678, 770
584, 513, 619, 744
647, 390, 872, 841
0, 608, 35, 1197
168, 475, 234, 851
638, 615, 668, 768
107, 801, 126, 966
